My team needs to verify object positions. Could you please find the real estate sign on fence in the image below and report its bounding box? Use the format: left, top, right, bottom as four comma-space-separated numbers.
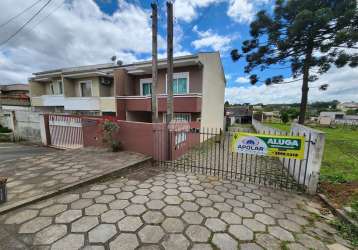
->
231, 132, 305, 159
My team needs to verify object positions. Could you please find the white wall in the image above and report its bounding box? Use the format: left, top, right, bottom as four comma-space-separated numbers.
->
0, 110, 42, 142
199, 52, 225, 130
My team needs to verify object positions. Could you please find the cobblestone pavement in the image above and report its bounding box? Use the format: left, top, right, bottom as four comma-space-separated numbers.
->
0, 166, 353, 250
0, 148, 150, 211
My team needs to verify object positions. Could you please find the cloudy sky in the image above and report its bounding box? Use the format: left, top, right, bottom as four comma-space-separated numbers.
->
0, 0, 357, 104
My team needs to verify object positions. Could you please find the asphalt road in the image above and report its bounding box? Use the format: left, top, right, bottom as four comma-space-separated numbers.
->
0, 143, 56, 162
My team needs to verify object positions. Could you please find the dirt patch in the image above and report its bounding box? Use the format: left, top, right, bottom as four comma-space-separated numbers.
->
319, 181, 358, 208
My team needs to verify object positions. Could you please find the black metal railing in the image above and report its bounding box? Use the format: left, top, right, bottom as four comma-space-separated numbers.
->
154, 126, 311, 192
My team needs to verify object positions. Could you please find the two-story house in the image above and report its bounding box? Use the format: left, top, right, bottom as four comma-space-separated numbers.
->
29, 63, 116, 115
29, 52, 225, 129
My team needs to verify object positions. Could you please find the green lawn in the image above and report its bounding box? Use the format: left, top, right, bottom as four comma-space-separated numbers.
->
263, 122, 290, 132
264, 122, 358, 183
310, 125, 358, 183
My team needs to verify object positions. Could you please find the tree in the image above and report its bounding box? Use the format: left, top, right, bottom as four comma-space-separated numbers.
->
231, 0, 358, 124
225, 101, 230, 107
347, 109, 358, 115
281, 111, 289, 123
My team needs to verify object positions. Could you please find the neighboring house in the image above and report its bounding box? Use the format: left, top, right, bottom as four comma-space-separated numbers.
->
318, 111, 345, 125
225, 106, 252, 124
29, 63, 115, 115
253, 104, 264, 110
337, 102, 358, 112
29, 52, 226, 129
0, 84, 30, 108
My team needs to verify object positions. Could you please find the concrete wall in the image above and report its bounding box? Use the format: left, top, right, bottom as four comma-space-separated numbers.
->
0, 110, 42, 142
199, 52, 225, 130
81, 119, 168, 160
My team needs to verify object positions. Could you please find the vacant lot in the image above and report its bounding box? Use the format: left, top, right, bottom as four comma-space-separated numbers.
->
264, 122, 358, 206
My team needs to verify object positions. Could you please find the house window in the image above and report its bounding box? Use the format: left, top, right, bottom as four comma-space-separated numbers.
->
163, 113, 191, 123
80, 81, 92, 97
174, 113, 191, 122
140, 78, 152, 96
166, 72, 189, 94
173, 77, 188, 94
58, 80, 63, 95
142, 83, 152, 96
50, 83, 55, 95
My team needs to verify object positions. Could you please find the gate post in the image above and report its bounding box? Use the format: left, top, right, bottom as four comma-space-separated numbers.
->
307, 132, 325, 195
40, 114, 51, 146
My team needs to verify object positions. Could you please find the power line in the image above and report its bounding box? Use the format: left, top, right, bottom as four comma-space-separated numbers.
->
0, 0, 45, 29
0, 0, 52, 47
29, 0, 64, 32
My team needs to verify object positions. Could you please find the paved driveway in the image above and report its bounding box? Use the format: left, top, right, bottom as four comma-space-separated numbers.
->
0, 148, 150, 213
0, 143, 55, 162
0, 166, 353, 250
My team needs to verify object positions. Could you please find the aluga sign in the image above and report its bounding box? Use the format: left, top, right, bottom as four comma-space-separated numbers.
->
231, 132, 305, 159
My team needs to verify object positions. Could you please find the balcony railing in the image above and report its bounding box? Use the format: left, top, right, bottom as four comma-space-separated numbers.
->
117, 94, 202, 113
31, 95, 101, 111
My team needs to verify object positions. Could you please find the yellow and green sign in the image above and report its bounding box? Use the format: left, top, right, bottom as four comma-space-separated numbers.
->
231, 132, 305, 159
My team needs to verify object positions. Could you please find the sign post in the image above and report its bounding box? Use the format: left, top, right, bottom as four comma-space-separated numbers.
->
231, 132, 305, 159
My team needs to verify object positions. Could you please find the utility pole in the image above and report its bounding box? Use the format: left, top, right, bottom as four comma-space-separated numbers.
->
166, 1, 174, 125
151, 2, 159, 122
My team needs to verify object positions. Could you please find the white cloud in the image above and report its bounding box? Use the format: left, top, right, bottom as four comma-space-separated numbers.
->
227, 0, 270, 23
235, 76, 250, 84
225, 74, 232, 81
0, 0, 165, 83
174, 0, 222, 22
225, 66, 358, 104
191, 26, 233, 51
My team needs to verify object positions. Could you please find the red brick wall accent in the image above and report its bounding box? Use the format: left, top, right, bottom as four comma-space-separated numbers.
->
81, 118, 168, 161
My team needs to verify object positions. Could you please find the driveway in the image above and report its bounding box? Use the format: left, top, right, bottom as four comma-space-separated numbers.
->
0, 143, 55, 162
0, 166, 353, 250
0, 148, 150, 213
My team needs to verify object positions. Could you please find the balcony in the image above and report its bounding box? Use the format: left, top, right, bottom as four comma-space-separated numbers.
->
117, 94, 202, 113
31, 95, 65, 106
31, 95, 101, 111
64, 97, 100, 111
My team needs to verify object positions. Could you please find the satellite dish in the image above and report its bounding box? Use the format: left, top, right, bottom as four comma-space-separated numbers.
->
111, 55, 117, 62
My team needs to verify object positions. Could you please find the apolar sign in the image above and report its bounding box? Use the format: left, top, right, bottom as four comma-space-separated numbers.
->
231, 132, 305, 159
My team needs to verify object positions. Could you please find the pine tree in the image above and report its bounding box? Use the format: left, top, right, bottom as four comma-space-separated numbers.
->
231, 0, 358, 124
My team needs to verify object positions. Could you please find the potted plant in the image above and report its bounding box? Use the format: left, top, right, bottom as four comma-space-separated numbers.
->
102, 120, 122, 152
0, 177, 7, 203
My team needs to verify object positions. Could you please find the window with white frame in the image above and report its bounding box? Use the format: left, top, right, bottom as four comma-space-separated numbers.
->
163, 113, 191, 123
174, 113, 191, 122
140, 78, 152, 96
166, 72, 189, 94
50, 80, 63, 95
80, 81, 92, 97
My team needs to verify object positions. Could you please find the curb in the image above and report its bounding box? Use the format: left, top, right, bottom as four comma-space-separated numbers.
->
0, 156, 152, 215
317, 193, 358, 228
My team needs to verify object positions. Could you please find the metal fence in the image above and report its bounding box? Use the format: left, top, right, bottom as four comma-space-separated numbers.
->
154, 127, 311, 192
48, 114, 83, 149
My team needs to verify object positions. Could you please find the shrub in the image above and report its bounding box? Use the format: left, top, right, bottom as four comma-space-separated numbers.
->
102, 120, 121, 152
0, 126, 12, 133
